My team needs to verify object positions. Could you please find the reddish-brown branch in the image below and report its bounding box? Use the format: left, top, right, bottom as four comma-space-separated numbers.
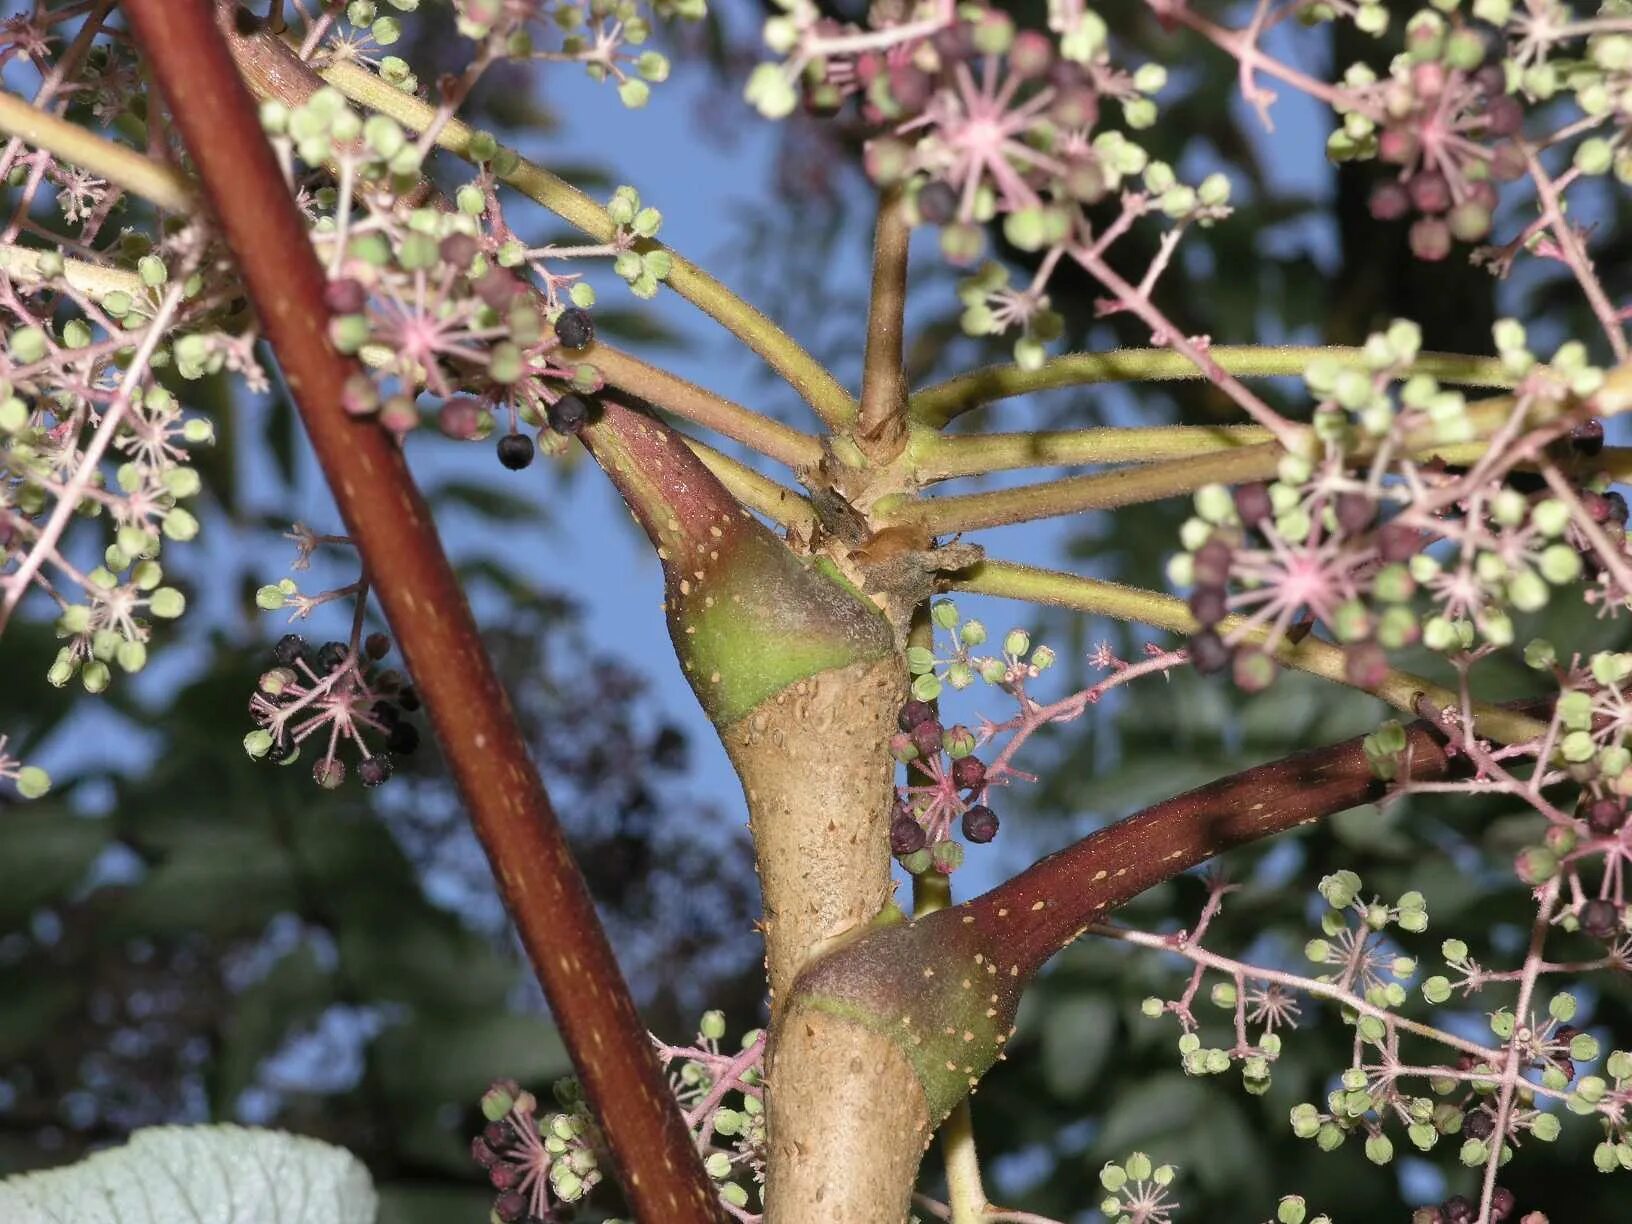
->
791, 702, 1548, 1130
120, 3, 723, 1218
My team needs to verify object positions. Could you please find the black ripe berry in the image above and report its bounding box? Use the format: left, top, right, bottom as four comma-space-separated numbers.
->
371, 700, 401, 727
1581, 898, 1621, 940
962, 804, 999, 844
359, 756, 394, 787
890, 814, 927, 856
1441, 1196, 1474, 1224
397, 684, 421, 712
917, 180, 958, 225
1571, 418, 1606, 456
554, 307, 594, 350
273, 633, 307, 666
1490, 1187, 1515, 1222
388, 721, 420, 755
264, 737, 295, 765
898, 699, 934, 731
546, 394, 589, 435
1585, 796, 1626, 836
1462, 1109, 1494, 1140
317, 641, 349, 672
364, 631, 391, 661
497, 432, 535, 470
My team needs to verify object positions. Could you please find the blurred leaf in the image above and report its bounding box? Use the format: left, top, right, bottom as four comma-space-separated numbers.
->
0, 1125, 375, 1224
108, 826, 298, 940
1039, 995, 1116, 1100
429, 480, 542, 523
0, 808, 109, 926
213, 946, 336, 1111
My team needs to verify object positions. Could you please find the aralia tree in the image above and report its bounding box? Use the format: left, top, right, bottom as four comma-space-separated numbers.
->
3, 1, 1632, 1222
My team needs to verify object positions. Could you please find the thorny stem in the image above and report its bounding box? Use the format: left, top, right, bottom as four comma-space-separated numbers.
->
855, 187, 912, 465
118, 3, 724, 1219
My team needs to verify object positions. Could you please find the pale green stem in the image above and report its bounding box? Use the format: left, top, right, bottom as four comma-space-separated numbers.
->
589, 341, 822, 469
889, 444, 1283, 533
910, 347, 1520, 430
950, 560, 1548, 746
0, 88, 194, 212
316, 58, 857, 431
911, 423, 1267, 481
0, 244, 145, 298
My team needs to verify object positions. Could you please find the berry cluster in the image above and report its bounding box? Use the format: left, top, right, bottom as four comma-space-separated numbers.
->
891, 696, 998, 873
1410, 1188, 1519, 1223
472, 1078, 609, 1221
746, 0, 1226, 367
1170, 320, 1615, 688
243, 630, 420, 789
259, 87, 651, 474
473, 1012, 765, 1221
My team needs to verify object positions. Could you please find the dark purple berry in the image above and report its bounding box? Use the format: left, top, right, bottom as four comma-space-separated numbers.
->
1462, 1109, 1494, 1140
1189, 586, 1227, 628
554, 307, 594, 350
371, 700, 401, 727
890, 814, 927, 856
471, 1136, 499, 1168
1442, 1196, 1474, 1224
1608, 491, 1629, 526
483, 1120, 514, 1148
359, 756, 393, 787
264, 737, 295, 765
546, 394, 589, 435
440, 233, 480, 269
1193, 537, 1232, 588
273, 633, 307, 666
364, 632, 391, 661
475, 269, 522, 309
910, 719, 943, 759
1189, 629, 1232, 675
1581, 898, 1621, 940
1377, 522, 1422, 562
1490, 1187, 1515, 1221
493, 1188, 526, 1218
489, 1162, 520, 1192
317, 641, 349, 672
898, 699, 934, 731
397, 685, 420, 712
1586, 797, 1626, 836
917, 180, 958, 225
1233, 482, 1272, 526
1335, 492, 1375, 534
1571, 419, 1606, 456
951, 755, 986, 791
497, 432, 535, 470
961, 804, 999, 844
388, 721, 420, 755
323, 278, 368, 315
